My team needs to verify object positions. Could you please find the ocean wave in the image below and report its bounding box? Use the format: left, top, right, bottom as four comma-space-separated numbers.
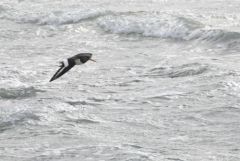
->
0, 111, 40, 133
0, 86, 42, 99
146, 63, 208, 78
187, 29, 240, 42
97, 12, 240, 45
18, 9, 112, 25
6, 8, 240, 47
97, 13, 201, 39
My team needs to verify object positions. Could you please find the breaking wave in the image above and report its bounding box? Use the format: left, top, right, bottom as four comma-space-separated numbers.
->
97, 12, 240, 47
18, 9, 112, 25
97, 13, 203, 40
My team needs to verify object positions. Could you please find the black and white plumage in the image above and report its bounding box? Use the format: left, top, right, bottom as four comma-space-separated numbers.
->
49, 53, 95, 82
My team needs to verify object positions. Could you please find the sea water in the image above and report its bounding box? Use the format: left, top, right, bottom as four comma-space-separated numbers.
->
0, 0, 240, 160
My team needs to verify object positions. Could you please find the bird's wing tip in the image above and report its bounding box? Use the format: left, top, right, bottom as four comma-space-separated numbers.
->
49, 78, 55, 82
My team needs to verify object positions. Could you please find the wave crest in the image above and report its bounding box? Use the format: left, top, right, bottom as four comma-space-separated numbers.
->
19, 9, 112, 25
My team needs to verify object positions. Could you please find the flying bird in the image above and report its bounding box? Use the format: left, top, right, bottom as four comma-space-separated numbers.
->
50, 53, 95, 82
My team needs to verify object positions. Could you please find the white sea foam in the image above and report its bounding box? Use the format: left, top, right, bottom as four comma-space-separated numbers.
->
18, 9, 112, 25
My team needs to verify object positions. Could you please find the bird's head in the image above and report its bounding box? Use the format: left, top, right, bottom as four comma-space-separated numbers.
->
75, 53, 96, 63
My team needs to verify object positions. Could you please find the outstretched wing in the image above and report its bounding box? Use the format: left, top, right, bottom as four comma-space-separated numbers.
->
49, 62, 74, 82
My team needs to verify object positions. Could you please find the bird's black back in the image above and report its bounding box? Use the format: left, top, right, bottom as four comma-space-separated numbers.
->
72, 53, 92, 64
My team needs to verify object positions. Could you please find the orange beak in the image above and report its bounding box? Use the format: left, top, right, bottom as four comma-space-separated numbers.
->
89, 58, 96, 62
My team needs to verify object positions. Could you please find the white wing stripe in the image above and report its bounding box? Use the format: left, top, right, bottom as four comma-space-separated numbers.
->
63, 59, 69, 67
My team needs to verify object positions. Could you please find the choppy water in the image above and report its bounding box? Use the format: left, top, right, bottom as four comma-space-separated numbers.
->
1, 0, 240, 160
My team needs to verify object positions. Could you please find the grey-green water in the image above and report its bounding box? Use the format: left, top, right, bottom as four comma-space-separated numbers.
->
1, 0, 240, 160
